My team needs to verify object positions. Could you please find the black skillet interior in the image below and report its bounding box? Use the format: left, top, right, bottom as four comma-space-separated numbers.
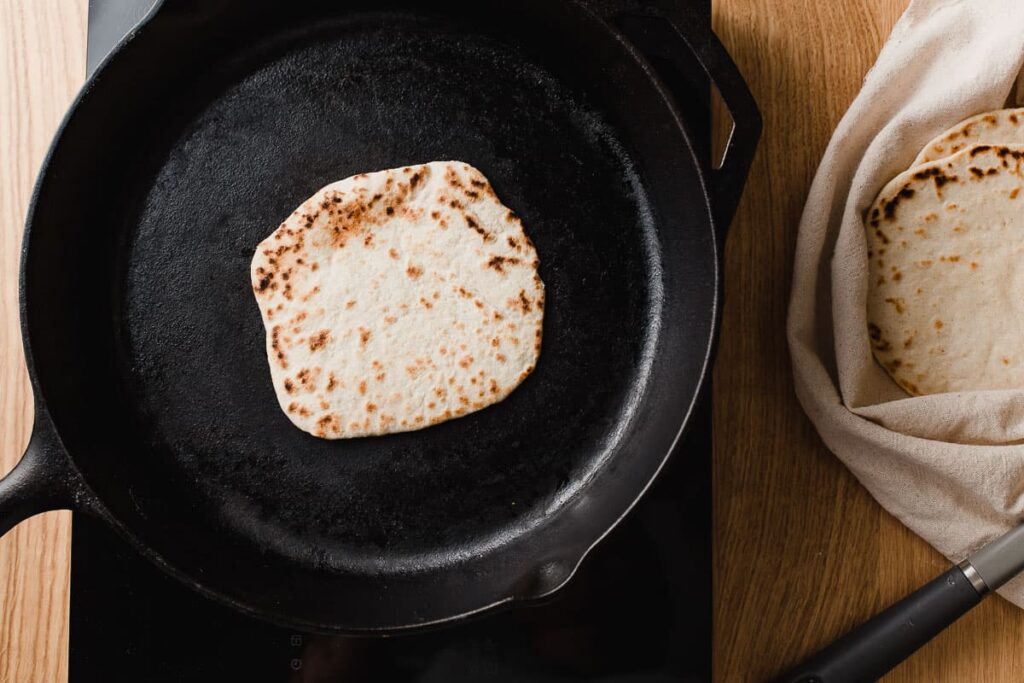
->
23, 0, 720, 630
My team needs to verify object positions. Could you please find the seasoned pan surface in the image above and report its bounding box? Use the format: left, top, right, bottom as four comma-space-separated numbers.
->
8, 0, 758, 631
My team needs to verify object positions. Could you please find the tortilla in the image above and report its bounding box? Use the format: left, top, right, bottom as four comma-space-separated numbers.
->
251, 162, 544, 438
911, 108, 1024, 166
866, 144, 1024, 396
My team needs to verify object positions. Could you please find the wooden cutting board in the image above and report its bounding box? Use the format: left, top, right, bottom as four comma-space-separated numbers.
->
712, 0, 1024, 681
2, 1, 1024, 681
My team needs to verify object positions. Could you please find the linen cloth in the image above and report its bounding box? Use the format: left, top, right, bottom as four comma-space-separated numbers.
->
788, 0, 1024, 604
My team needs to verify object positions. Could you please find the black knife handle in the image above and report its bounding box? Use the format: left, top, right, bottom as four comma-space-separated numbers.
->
777, 565, 985, 683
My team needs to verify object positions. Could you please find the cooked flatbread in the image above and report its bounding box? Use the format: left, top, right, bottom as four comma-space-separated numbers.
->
912, 108, 1024, 166
866, 144, 1024, 396
251, 162, 544, 438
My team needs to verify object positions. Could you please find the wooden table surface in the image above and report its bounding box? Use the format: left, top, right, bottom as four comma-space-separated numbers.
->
711, 0, 1024, 681
2, 0, 1023, 681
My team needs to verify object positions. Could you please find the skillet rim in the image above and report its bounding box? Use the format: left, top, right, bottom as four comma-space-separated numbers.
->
16, 0, 722, 632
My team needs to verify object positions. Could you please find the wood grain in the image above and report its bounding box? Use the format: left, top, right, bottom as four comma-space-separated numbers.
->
0, 1, 85, 681
712, 0, 1024, 681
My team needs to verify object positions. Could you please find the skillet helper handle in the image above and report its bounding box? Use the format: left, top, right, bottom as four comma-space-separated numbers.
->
0, 411, 88, 537
777, 564, 985, 683
613, 12, 761, 239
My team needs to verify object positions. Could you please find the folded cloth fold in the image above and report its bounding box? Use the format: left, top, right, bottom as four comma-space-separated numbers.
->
787, 0, 1024, 606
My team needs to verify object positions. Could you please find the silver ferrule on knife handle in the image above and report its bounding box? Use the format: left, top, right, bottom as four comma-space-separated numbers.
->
957, 559, 989, 595
964, 523, 1024, 593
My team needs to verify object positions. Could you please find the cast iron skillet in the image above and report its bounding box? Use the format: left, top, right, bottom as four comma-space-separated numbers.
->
0, 0, 759, 632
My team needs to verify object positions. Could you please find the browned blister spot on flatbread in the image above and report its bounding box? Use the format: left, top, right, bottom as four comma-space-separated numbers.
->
486, 255, 521, 274
296, 368, 319, 392
465, 214, 485, 237
315, 414, 342, 437
271, 325, 287, 368
308, 330, 330, 351
884, 298, 906, 314
509, 289, 534, 313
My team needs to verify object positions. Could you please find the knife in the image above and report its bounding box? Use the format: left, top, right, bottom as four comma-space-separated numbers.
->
778, 523, 1024, 683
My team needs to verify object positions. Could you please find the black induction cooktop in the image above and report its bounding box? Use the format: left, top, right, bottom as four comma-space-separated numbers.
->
71, 2, 713, 680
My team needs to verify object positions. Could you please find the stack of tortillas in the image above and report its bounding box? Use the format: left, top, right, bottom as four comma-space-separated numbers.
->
789, 0, 1024, 610
866, 109, 1024, 396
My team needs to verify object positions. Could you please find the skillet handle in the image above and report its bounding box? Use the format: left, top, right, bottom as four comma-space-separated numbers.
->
613, 13, 761, 241
0, 408, 92, 537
